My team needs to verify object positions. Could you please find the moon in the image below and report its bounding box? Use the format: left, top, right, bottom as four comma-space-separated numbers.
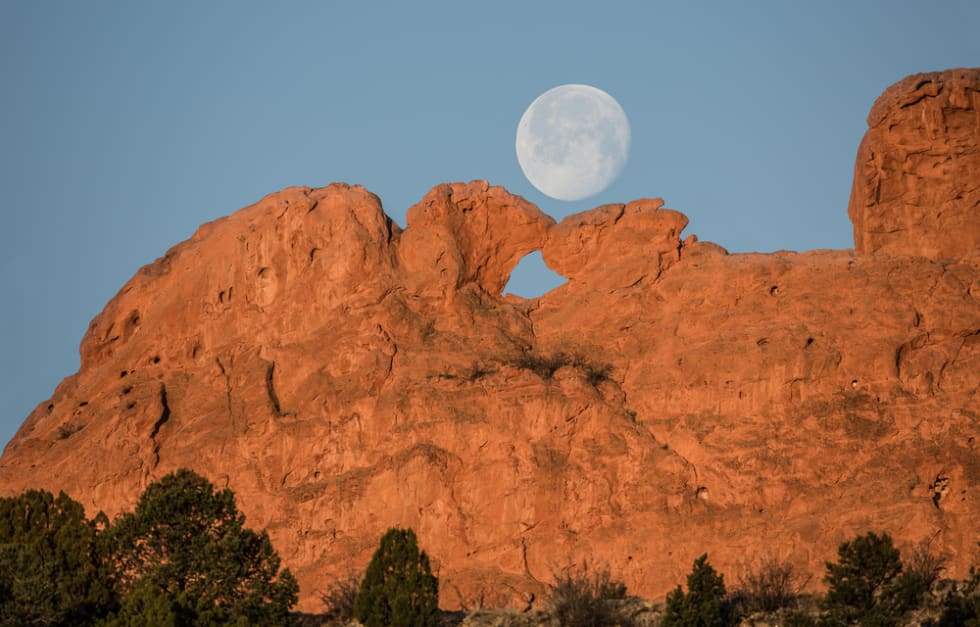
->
516, 84, 630, 201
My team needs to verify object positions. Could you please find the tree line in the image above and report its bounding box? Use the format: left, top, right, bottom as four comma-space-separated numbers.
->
0, 469, 296, 625
2, 469, 978, 626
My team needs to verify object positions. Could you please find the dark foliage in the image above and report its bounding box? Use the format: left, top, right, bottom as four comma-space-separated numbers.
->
0, 489, 114, 625
464, 363, 497, 382
581, 362, 613, 387
354, 527, 439, 627
663, 554, 738, 627
940, 565, 980, 627
103, 469, 298, 626
821, 531, 924, 626
782, 609, 819, 626
510, 351, 612, 387
888, 542, 945, 617
319, 574, 361, 624
736, 557, 808, 613
512, 352, 574, 379
548, 562, 631, 627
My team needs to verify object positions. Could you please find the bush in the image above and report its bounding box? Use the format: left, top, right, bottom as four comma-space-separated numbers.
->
354, 528, 439, 627
736, 557, 808, 613
0, 489, 114, 625
547, 562, 631, 627
510, 351, 613, 387
822, 531, 916, 626
512, 352, 574, 379
104, 469, 298, 626
320, 574, 360, 624
940, 565, 980, 626
663, 554, 737, 627
888, 542, 945, 616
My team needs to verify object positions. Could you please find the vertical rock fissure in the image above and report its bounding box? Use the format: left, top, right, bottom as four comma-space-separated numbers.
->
149, 384, 171, 442
215, 357, 235, 431
266, 361, 284, 416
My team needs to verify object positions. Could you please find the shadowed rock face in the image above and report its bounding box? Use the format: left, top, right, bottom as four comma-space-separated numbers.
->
1, 71, 979, 613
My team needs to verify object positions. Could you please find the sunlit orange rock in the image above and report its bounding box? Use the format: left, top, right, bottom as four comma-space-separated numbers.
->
1, 70, 978, 613
849, 67, 980, 259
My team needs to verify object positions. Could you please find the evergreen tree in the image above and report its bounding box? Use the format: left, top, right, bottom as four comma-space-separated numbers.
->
103, 469, 297, 626
822, 531, 914, 626
663, 554, 737, 627
0, 489, 114, 625
354, 527, 440, 627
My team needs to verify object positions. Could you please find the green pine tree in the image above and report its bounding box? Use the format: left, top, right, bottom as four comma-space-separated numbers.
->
663, 554, 737, 627
354, 527, 440, 627
822, 532, 905, 626
0, 489, 114, 625
103, 469, 297, 626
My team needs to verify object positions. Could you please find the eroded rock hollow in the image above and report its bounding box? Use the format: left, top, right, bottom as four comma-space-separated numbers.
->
2, 69, 978, 612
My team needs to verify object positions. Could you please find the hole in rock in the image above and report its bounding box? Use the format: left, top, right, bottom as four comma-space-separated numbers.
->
503, 251, 567, 299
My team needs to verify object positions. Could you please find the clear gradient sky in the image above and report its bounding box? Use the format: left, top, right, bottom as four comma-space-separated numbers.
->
1, 1, 978, 450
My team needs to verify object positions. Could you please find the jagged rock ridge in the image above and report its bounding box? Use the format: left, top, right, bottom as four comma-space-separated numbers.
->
1, 69, 978, 613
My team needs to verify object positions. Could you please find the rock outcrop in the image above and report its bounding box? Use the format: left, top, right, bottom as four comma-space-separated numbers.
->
1, 71, 978, 613
849, 67, 980, 259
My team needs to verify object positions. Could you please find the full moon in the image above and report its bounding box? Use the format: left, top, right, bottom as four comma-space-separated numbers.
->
515, 84, 630, 201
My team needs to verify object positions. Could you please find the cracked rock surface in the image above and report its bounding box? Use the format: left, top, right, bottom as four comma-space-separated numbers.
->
1, 71, 979, 613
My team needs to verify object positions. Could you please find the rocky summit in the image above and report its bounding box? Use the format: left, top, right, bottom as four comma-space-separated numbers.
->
1, 69, 978, 613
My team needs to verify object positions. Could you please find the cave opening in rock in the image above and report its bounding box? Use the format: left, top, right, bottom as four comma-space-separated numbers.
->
503, 250, 567, 298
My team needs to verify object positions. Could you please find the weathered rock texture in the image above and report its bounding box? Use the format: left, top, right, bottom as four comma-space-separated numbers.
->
849, 68, 980, 259
1, 71, 979, 613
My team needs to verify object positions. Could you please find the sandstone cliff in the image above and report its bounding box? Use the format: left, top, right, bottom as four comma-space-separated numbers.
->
1, 70, 978, 613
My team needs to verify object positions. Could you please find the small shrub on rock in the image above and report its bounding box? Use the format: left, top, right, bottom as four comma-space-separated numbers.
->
512, 352, 573, 379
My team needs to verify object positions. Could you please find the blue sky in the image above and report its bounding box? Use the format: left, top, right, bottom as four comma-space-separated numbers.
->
1, 1, 978, 450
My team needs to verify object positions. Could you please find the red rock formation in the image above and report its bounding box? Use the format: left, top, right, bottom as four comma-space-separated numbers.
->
1, 71, 978, 613
849, 68, 980, 259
